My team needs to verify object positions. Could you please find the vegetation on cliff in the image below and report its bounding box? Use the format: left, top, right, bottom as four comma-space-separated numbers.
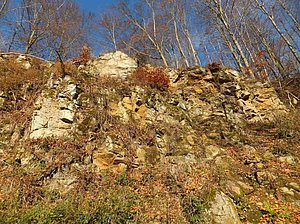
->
0, 52, 299, 223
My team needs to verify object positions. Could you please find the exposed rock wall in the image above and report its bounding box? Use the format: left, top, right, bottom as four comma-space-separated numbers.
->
30, 76, 81, 139
177, 66, 287, 124
81, 51, 137, 78
1, 52, 299, 223
27, 54, 287, 149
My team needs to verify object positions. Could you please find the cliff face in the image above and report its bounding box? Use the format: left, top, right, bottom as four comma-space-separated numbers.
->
0, 52, 299, 223
26, 52, 287, 140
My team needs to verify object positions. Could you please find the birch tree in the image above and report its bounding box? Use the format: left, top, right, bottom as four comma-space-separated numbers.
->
117, 0, 170, 67
99, 13, 120, 51
277, 0, 300, 33
0, 0, 9, 16
254, 0, 300, 64
167, 0, 201, 66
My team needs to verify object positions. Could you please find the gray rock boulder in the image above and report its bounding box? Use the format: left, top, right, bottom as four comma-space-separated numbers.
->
206, 191, 241, 224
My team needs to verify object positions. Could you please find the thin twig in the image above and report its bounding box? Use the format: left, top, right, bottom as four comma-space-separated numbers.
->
55, 49, 66, 77
0, 52, 51, 63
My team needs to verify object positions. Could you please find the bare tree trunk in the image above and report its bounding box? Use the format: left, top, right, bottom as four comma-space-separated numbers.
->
146, 0, 169, 67
213, 0, 251, 68
232, 8, 256, 66
208, 0, 254, 77
22, 0, 44, 54
204, 45, 211, 64
120, 1, 169, 67
279, 19, 298, 47
254, 0, 300, 64
173, 18, 189, 67
184, 28, 201, 66
25, 30, 36, 54
111, 23, 117, 51
177, 0, 201, 66
218, 22, 244, 70
249, 23, 286, 77
277, 0, 300, 33
242, 29, 255, 64
0, 0, 8, 15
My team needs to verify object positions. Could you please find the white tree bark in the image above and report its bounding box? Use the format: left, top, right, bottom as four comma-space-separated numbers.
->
0, 0, 9, 16
120, 1, 169, 67
277, 0, 300, 33
254, 0, 300, 64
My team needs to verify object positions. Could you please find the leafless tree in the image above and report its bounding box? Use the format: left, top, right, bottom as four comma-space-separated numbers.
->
193, 0, 299, 78
2, 0, 298, 77
44, 0, 89, 59
0, 0, 9, 16
253, 0, 300, 64
4, 0, 92, 59
118, 0, 170, 66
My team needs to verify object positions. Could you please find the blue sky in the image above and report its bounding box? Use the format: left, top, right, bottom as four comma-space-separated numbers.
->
77, 0, 113, 13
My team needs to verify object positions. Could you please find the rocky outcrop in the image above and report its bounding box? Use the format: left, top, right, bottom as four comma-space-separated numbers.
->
15, 55, 32, 69
25, 59, 288, 164
29, 75, 81, 139
81, 51, 137, 78
28, 53, 286, 140
174, 66, 287, 124
236, 81, 287, 123
2, 52, 298, 223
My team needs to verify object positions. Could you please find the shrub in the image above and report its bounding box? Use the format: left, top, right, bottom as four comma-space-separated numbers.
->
0, 56, 45, 92
50, 60, 78, 79
181, 195, 203, 223
131, 67, 170, 90
205, 62, 221, 72
0, 55, 47, 117
71, 46, 92, 66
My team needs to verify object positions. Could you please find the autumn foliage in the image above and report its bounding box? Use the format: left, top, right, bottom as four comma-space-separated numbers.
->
206, 62, 222, 72
131, 67, 170, 90
71, 46, 92, 66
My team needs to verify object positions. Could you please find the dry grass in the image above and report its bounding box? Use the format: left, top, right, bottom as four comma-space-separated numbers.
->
0, 56, 49, 136
0, 56, 46, 92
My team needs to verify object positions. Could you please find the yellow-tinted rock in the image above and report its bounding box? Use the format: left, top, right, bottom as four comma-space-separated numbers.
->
207, 132, 220, 139
122, 97, 133, 110
109, 101, 129, 122
110, 102, 120, 116
136, 104, 147, 119
186, 135, 195, 146
136, 147, 146, 163
113, 163, 127, 174
256, 162, 264, 169
193, 85, 203, 94
93, 152, 116, 169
